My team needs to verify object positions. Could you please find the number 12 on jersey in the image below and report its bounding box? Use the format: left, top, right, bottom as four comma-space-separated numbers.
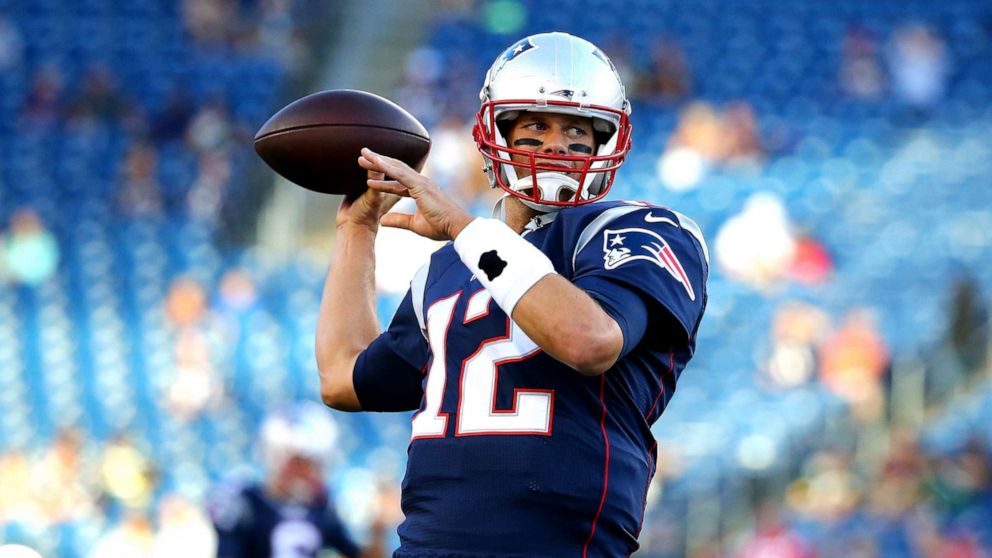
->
410, 290, 554, 439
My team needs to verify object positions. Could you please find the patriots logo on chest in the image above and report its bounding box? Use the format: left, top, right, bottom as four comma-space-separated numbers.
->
602, 227, 695, 300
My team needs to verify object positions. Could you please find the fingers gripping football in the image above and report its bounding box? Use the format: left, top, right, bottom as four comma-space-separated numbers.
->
358, 148, 474, 241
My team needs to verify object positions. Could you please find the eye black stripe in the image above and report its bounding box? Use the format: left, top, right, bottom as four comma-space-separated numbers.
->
513, 138, 543, 147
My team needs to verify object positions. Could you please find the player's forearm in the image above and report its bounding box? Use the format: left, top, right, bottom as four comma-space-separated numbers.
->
452, 219, 623, 375
511, 274, 623, 375
315, 223, 380, 410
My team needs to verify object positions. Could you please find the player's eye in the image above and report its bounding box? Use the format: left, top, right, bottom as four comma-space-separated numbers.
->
566, 126, 589, 137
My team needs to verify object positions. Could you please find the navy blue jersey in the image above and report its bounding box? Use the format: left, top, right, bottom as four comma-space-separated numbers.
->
353, 200, 708, 557
208, 482, 361, 558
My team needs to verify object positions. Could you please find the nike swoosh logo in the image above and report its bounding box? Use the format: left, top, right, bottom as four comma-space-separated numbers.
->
644, 213, 679, 227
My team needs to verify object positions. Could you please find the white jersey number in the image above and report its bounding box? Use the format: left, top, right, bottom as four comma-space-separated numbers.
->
410, 290, 553, 439
271, 518, 321, 558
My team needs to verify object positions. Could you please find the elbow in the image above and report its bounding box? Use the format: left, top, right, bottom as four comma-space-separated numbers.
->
318, 375, 344, 409
561, 331, 621, 377
316, 354, 362, 411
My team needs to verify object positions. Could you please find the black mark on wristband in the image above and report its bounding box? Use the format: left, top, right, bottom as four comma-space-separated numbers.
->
479, 251, 508, 281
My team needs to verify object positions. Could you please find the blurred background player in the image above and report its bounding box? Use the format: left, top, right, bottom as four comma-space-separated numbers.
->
208, 403, 387, 558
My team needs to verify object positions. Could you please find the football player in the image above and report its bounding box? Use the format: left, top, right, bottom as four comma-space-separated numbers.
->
317, 32, 709, 557
208, 403, 386, 558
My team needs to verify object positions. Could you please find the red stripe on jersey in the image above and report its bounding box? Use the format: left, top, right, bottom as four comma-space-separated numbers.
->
631, 439, 658, 556
645, 350, 675, 421
656, 245, 695, 300
583, 375, 611, 558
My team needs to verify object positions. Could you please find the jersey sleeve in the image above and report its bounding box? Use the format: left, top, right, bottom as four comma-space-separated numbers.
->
206, 482, 251, 558
577, 274, 651, 359
352, 289, 429, 412
571, 208, 708, 344
320, 499, 362, 558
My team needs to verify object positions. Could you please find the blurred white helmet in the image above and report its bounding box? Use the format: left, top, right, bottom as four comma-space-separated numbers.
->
260, 402, 339, 473
474, 32, 633, 213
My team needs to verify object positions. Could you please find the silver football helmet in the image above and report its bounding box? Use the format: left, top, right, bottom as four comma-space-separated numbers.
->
474, 32, 633, 212
260, 402, 338, 471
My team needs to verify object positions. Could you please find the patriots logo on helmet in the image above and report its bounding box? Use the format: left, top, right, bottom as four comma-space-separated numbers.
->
494, 38, 536, 72
602, 227, 696, 300
591, 47, 620, 75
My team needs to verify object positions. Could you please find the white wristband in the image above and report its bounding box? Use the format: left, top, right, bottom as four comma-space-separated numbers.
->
453, 218, 557, 317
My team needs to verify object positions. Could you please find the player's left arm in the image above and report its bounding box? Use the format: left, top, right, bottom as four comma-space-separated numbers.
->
359, 149, 641, 375
509, 275, 625, 374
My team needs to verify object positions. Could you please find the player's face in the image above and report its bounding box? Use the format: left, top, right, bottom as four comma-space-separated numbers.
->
505, 112, 596, 185
276, 455, 325, 503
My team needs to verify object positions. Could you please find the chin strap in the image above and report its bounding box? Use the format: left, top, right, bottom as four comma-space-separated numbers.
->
491, 193, 511, 221
510, 172, 580, 212
490, 192, 561, 234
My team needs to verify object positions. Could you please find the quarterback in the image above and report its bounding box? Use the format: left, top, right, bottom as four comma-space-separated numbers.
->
317, 32, 709, 557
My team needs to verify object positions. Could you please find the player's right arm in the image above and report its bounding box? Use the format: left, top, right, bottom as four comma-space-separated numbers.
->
315, 184, 395, 411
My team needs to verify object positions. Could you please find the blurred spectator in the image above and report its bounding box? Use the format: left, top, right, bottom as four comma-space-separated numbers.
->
787, 450, 864, 555
669, 102, 726, 162
169, 327, 224, 421
862, 436, 926, 556
839, 25, 886, 101
0, 449, 36, 524
394, 47, 448, 128
217, 268, 259, 317
714, 192, 797, 290
422, 116, 493, 210
946, 274, 990, 377
657, 102, 721, 191
151, 86, 195, 143
638, 37, 693, 105
186, 99, 236, 154
90, 511, 156, 558
166, 276, 209, 328
151, 494, 216, 558
818, 310, 890, 421
788, 233, 834, 286
188, 150, 233, 225
117, 143, 164, 218
764, 302, 830, 389
929, 439, 992, 521
165, 276, 224, 420
98, 435, 156, 511
599, 36, 645, 102
721, 101, 763, 165
254, 0, 310, 74
659, 101, 764, 190
2, 207, 60, 286
31, 429, 98, 524
734, 500, 812, 558
182, 0, 236, 48
67, 64, 127, 125
886, 23, 950, 114
21, 63, 64, 126
0, 16, 23, 70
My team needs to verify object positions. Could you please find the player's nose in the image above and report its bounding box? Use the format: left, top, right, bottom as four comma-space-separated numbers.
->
541, 127, 569, 155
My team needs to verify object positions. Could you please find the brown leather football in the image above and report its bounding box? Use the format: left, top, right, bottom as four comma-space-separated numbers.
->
254, 89, 431, 196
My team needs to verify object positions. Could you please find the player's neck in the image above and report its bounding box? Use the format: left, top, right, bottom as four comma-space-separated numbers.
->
503, 198, 542, 234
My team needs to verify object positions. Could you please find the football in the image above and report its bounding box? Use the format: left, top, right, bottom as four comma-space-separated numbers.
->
254, 89, 431, 196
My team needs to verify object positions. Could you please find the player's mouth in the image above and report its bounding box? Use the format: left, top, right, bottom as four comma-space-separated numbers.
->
534, 160, 576, 171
